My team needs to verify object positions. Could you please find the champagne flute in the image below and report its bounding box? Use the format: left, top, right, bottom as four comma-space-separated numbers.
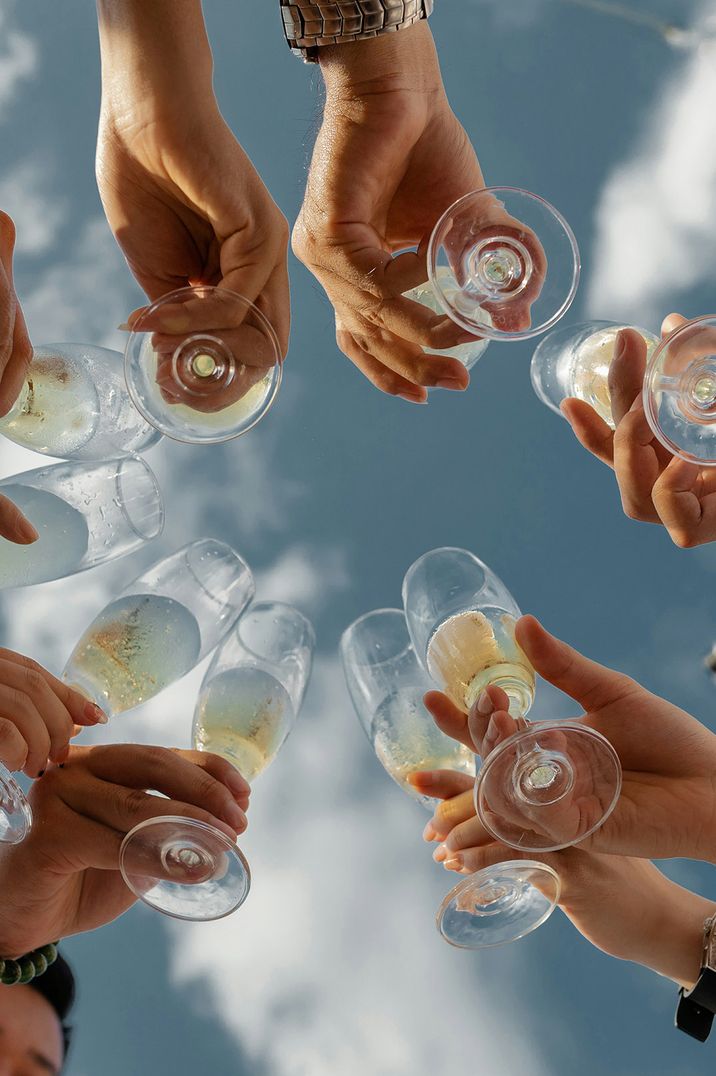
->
340, 608, 475, 809
124, 285, 283, 445
0, 456, 164, 589
532, 315, 716, 467
62, 539, 255, 717
404, 187, 581, 371
340, 608, 553, 950
0, 769, 33, 845
0, 344, 162, 460
119, 601, 314, 921
402, 548, 621, 948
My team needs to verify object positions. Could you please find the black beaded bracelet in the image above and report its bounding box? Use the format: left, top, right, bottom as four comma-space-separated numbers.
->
0, 942, 59, 985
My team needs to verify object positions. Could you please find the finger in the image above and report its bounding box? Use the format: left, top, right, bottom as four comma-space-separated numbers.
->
0, 493, 39, 544
515, 615, 635, 712
83, 745, 249, 830
423, 691, 471, 750
336, 313, 469, 393
0, 308, 32, 418
176, 749, 251, 809
0, 686, 49, 776
612, 396, 664, 523
653, 457, 716, 549
336, 328, 428, 402
456, 842, 550, 877
429, 788, 477, 841
252, 259, 291, 360
0, 660, 79, 764
560, 399, 615, 466
408, 768, 474, 804
661, 312, 689, 339
436, 814, 493, 865
0, 212, 18, 383
0, 716, 28, 771
0, 650, 106, 728
466, 685, 513, 755
608, 328, 647, 425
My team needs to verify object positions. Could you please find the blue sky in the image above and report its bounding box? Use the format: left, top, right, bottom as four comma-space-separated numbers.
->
2, 0, 716, 1072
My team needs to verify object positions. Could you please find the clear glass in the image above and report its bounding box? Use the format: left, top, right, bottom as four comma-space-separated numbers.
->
121, 603, 314, 922
124, 285, 283, 445
62, 539, 255, 716
0, 344, 162, 460
401, 188, 579, 371
0, 456, 164, 589
119, 816, 251, 922
437, 860, 560, 949
340, 609, 475, 809
402, 548, 622, 949
531, 321, 660, 428
193, 601, 315, 783
643, 314, 716, 465
0, 769, 33, 845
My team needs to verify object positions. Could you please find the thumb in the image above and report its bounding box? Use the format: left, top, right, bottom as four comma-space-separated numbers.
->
515, 615, 633, 712
0, 493, 38, 545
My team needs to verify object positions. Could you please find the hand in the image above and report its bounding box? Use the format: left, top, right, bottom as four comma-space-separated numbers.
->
0, 649, 106, 777
562, 315, 716, 547
0, 744, 250, 957
96, 0, 290, 392
414, 616, 716, 862
416, 768, 711, 988
0, 210, 32, 417
293, 23, 484, 403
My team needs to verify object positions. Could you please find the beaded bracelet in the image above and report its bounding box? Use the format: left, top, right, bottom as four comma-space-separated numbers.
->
0, 942, 59, 985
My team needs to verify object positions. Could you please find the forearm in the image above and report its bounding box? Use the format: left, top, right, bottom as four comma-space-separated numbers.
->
630, 876, 714, 990
96, 0, 214, 118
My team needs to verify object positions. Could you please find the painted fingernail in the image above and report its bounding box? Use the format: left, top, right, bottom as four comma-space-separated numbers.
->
423, 821, 437, 842
444, 854, 464, 871
397, 392, 428, 404
58, 763, 65, 769
433, 843, 449, 863
85, 702, 108, 724
477, 690, 494, 715
17, 518, 39, 543
436, 378, 466, 391
37, 769, 45, 778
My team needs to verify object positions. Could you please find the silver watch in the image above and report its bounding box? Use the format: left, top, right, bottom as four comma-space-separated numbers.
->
280, 0, 434, 63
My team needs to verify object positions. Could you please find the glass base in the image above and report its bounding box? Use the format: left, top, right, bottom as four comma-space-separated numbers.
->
119, 816, 251, 921
124, 285, 282, 445
476, 722, 621, 852
437, 860, 559, 949
0, 767, 32, 844
644, 315, 716, 466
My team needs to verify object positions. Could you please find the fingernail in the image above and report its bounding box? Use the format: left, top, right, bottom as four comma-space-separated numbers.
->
433, 843, 449, 863
397, 392, 427, 405
423, 821, 437, 841
614, 329, 627, 360
444, 854, 464, 871
436, 378, 466, 391
59, 763, 65, 769
413, 770, 433, 787
117, 322, 132, 331
225, 768, 251, 799
483, 715, 499, 754
85, 702, 108, 724
37, 769, 45, 778
17, 518, 39, 543
225, 803, 247, 831
477, 690, 494, 715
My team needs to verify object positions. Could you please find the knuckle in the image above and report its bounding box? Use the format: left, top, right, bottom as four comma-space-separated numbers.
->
290, 219, 313, 263
22, 667, 46, 697
122, 788, 151, 816
9, 688, 35, 721
0, 719, 26, 768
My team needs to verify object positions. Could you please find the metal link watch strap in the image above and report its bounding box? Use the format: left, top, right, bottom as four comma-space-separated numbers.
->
280, 0, 434, 63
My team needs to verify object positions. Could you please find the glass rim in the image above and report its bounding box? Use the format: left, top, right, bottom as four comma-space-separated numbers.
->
115, 454, 165, 542
340, 608, 414, 669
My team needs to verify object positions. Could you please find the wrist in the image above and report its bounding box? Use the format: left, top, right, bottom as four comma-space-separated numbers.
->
97, 0, 214, 118
634, 877, 713, 989
319, 19, 442, 95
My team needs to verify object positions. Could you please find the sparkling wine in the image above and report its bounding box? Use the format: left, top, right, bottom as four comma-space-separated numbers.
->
371, 685, 475, 804
193, 667, 294, 782
0, 484, 89, 587
405, 269, 489, 370
565, 326, 657, 425
427, 610, 535, 714
0, 349, 99, 455
64, 594, 202, 714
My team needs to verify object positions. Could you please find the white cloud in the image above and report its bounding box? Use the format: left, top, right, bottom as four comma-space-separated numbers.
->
255, 544, 349, 615
0, 158, 66, 255
0, 2, 37, 113
586, 0, 716, 324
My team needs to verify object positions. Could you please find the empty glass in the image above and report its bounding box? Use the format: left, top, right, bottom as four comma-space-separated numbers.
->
62, 539, 255, 717
0, 456, 164, 589
402, 548, 621, 948
124, 285, 283, 444
340, 608, 475, 809
120, 601, 314, 922
404, 187, 581, 371
0, 344, 162, 461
